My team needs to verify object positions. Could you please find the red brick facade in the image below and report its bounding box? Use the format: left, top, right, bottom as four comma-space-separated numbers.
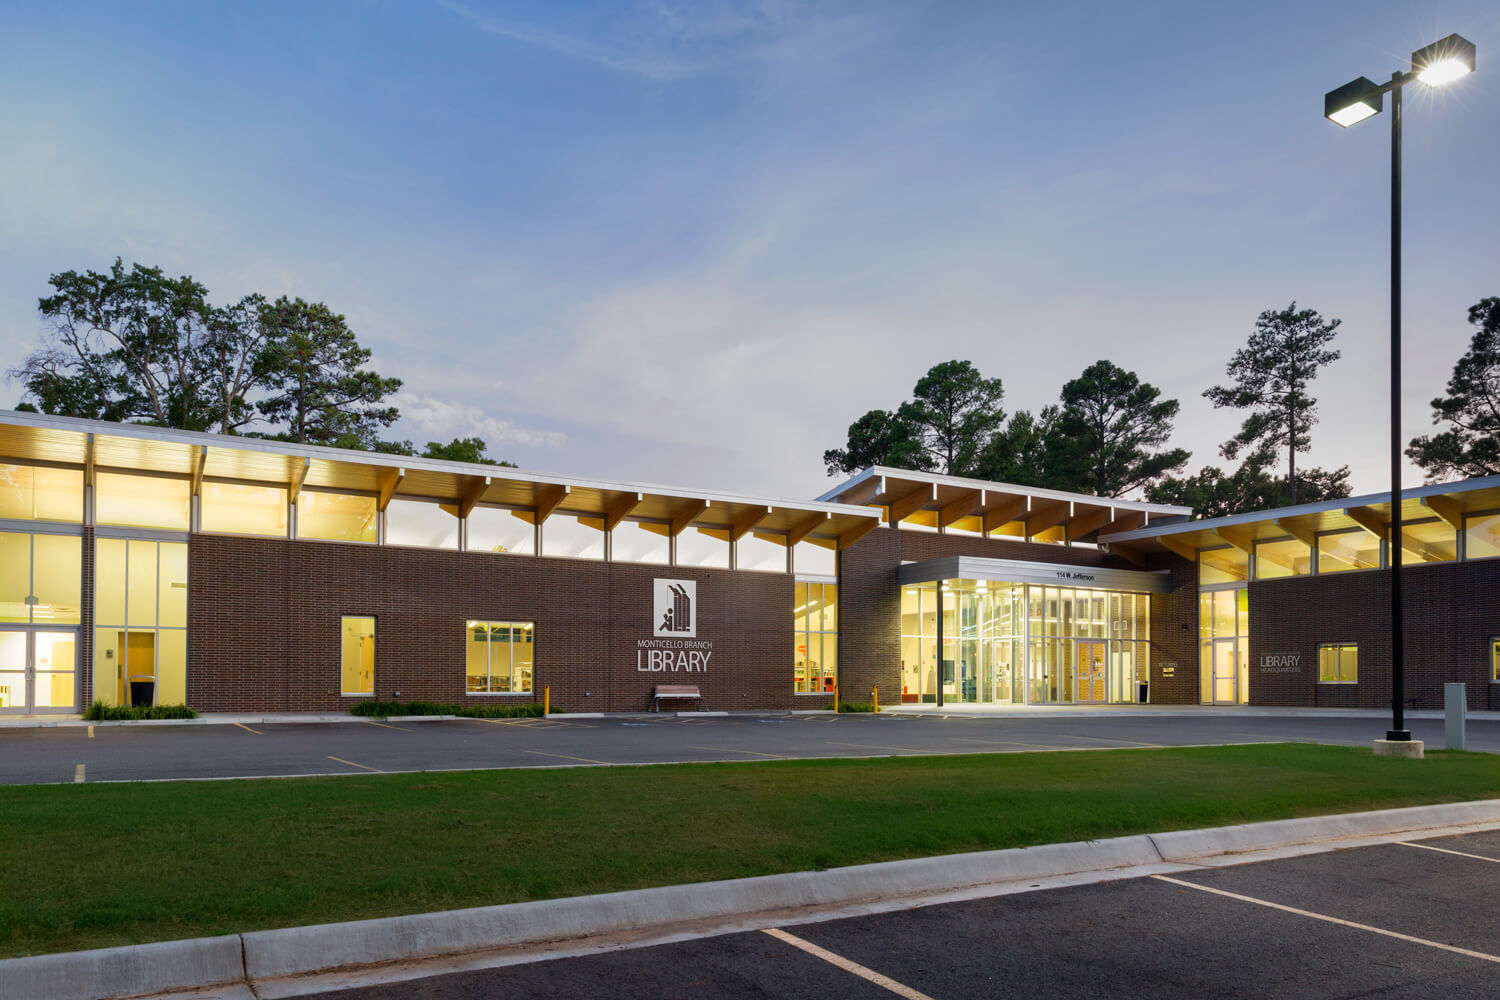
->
187, 534, 810, 713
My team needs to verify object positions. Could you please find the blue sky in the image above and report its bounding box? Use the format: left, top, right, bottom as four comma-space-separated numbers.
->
1, 1, 1496, 500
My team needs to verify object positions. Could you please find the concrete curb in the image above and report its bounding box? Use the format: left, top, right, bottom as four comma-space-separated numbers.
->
9, 798, 1500, 1000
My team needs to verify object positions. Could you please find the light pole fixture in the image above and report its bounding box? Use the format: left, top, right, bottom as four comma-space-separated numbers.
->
1323, 33, 1475, 747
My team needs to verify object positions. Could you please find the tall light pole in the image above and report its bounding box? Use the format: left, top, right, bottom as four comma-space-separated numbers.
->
1324, 34, 1475, 746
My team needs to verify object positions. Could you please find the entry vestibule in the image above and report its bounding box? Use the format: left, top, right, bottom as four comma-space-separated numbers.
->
896, 557, 1168, 706
0, 629, 78, 713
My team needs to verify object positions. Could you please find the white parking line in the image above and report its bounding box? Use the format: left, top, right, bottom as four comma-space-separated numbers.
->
1399, 841, 1500, 863
763, 927, 937, 1000
1152, 875, 1500, 964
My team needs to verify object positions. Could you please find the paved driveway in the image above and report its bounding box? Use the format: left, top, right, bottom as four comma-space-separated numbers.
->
1, 710, 1494, 784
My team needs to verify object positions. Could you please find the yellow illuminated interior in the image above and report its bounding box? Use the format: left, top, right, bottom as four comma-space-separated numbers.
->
95, 472, 191, 531
298, 491, 377, 543
0, 464, 82, 522
341, 616, 375, 695
201, 481, 289, 537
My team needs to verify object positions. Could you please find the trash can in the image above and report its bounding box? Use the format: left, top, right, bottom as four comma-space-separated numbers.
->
129, 680, 155, 706
1137, 681, 1149, 704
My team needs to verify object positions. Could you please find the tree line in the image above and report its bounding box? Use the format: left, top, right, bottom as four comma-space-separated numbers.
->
5, 259, 512, 465
826, 298, 1500, 517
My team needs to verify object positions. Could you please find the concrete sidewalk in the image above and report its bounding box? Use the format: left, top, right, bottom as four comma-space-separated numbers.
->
7, 799, 1500, 1000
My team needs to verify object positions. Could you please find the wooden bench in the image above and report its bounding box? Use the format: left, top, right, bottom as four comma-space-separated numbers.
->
652, 685, 703, 712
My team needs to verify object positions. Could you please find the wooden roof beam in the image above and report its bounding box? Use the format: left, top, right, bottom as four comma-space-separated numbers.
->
668, 499, 709, 536
728, 505, 772, 541
1065, 505, 1114, 542
836, 516, 880, 550
458, 476, 492, 519
1344, 505, 1389, 541
1156, 533, 1199, 562
1422, 494, 1465, 529
885, 484, 934, 525
937, 489, 983, 530
289, 457, 310, 503
1099, 509, 1145, 537
1026, 500, 1071, 538
1106, 542, 1148, 568
377, 467, 406, 512
604, 492, 644, 531
1273, 517, 1317, 548
981, 495, 1028, 534
786, 511, 829, 548
191, 446, 207, 497
1212, 524, 1255, 553
534, 484, 570, 526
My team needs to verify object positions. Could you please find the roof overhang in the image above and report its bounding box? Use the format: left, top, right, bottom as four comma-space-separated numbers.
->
899, 555, 1173, 594
0, 410, 881, 549
819, 467, 1191, 544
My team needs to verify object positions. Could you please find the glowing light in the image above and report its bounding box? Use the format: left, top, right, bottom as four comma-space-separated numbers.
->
1329, 101, 1379, 127
1417, 59, 1471, 86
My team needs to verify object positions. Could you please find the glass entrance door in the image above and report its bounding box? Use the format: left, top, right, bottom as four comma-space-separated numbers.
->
1211, 639, 1238, 705
0, 629, 78, 713
1075, 641, 1107, 703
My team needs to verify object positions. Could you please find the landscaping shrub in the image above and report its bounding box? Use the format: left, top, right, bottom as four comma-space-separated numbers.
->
838, 702, 876, 713
83, 702, 196, 721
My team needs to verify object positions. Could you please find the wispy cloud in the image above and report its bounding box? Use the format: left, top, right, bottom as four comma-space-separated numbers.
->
398, 392, 566, 450
440, 1, 701, 80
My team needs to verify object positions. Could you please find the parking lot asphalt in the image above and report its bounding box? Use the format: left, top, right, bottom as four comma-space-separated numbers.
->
290, 828, 1500, 1000
1, 710, 1496, 785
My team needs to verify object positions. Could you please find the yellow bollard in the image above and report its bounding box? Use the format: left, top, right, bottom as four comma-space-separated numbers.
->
873, 686, 879, 713
543, 685, 550, 717
834, 684, 839, 714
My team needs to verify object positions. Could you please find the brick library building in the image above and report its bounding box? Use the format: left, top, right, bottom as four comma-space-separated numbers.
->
1, 409, 1498, 717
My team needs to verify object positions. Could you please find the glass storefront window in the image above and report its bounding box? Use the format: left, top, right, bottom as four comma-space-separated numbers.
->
1316, 530, 1381, 574
612, 519, 670, 565
93, 539, 187, 707
200, 481, 288, 537
794, 581, 838, 694
1254, 537, 1311, 579
0, 464, 83, 523
466, 621, 534, 693
1200, 546, 1248, 584
1401, 517, 1456, 563
385, 498, 459, 550
95, 472, 191, 531
0, 531, 82, 624
341, 616, 375, 696
468, 507, 535, 555
1466, 514, 1500, 561
298, 491, 377, 543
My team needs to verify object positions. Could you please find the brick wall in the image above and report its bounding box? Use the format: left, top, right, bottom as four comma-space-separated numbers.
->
1249, 558, 1500, 710
188, 535, 798, 713
1147, 553, 1200, 705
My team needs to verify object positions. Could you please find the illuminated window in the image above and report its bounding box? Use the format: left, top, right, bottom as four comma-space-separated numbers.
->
341, 616, 375, 696
0, 531, 82, 624
465, 621, 534, 694
1199, 546, 1248, 585
95, 472, 190, 531
93, 539, 187, 707
1254, 537, 1311, 579
540, 513, 605, 560
0, 464, 83, 523
1316, 530, 1380, 574
793, 539, 835, 576
1465, 514, 1500, 561
1492, 638, 1500, 683
794, 582, 838, 694
1317, 643, 1358, 684
1401, 518, 1456, 563
612, 519, 670, 565
676, 527, 729, 568
298, 491, 377, 543
736, 530, 786, 572
200, 481, 288, 537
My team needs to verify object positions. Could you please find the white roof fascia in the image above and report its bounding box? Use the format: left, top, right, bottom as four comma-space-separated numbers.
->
818, 465, 1191, 517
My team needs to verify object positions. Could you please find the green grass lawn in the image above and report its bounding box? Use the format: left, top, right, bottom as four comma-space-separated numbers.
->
2, 743, 1497, 958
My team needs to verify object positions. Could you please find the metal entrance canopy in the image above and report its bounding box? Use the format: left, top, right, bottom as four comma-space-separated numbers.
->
899, 556, 1173, 594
